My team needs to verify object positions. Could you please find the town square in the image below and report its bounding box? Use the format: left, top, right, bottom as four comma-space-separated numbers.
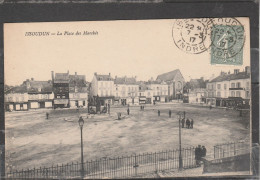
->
3, 19, 252, 178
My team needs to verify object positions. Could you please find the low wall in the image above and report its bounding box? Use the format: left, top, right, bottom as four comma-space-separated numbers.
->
202, 153, 250, 173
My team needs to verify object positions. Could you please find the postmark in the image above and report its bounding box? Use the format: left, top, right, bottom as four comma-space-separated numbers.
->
172, 18, 214, 54
210, 18, 245, 65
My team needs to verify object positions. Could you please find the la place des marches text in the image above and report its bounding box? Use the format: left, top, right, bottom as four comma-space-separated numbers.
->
25, 30, 99, 36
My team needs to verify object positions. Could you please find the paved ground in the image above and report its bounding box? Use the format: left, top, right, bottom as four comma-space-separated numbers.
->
5, 102, 250, 174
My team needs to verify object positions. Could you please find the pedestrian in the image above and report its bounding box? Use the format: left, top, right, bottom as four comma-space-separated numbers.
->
127, 108, 130, 115
158, 110, 160, 116
46, 112, 49, 119
209, 105, 212, 110
202, 146, 207, 157
143, 106, 145, 110
186, 118, 190, 129
195, 146, 200, 166
196, 145, 202, 166
169, 110, 172, 118
181, 118, 185, 128
140, 105, 142, 110
190, 119, 193, 129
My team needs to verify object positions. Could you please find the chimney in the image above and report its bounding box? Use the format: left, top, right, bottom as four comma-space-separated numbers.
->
234, 69, 239, 74
245, 66, 250, 74
94, 72, 97, 76
228, 71, 230, 74
115, 75, 117, 79
51, 71, 54, 82
75, 72, 77, 76
31, 78, 34, 81
109, 72, 111, 77
67, 70, 69, 74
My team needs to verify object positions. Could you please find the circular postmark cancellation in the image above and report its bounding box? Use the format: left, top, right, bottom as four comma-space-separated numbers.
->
210, 18, 245, 65
172, 18, 214, 54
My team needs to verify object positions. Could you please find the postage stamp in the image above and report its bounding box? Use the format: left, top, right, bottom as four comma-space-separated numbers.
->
172, 18, 213, 54
210, 18, 245, 65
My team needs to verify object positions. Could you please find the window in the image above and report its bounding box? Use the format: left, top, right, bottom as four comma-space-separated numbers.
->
106, 90, 108, 96
101, 90, 103, 96
236, 82, 241, 88
217, 92, 221, 97
236, 91, 241, 97
116, 93, 118, 97
139, 93, 141, 96
217, 84, 221, 89
231, 83, 235, 88
101, 82, 103, 87
148, 92, 150, 96
246, 91, 250, 98
224, 84, 227, 90
231, 91, 235, 97
57, 96, 60, 98
246, 82, 250, 90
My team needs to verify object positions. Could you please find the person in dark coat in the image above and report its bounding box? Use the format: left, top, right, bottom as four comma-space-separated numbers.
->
202, 146, 207, 157
186, 118, 190, 129
190, 119, 194, 129
181, 118, 185, 128
195, 145, 202, 166
169, 110, 172, 118
158, 110, 160, 116
127, 108, 130, 115
140, 106, 142, 110
46, 112, 49, 119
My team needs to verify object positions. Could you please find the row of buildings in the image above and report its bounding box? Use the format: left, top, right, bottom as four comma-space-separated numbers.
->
4, 66, 251, 111
4, 71, 88, 111
4, 69, 185, 111
183, 66, 251, 109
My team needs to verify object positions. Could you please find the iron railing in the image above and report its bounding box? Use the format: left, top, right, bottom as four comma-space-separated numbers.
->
213, 141, 250, 159
6, 147, 196, 179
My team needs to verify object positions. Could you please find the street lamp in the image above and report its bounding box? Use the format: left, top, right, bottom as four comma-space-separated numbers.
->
177, 111, 185, 170
78, 116, 84, 178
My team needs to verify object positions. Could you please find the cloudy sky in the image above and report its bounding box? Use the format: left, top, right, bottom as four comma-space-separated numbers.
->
4, 18, 250, 86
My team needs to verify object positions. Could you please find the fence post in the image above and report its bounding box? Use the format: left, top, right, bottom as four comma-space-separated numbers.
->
234, 142, 236, 155
133, 153, 139, 177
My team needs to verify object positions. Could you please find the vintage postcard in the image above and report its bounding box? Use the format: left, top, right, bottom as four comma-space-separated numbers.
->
4, 18, 252, 178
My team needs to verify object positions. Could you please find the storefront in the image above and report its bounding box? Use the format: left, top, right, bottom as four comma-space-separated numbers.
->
139, 96, 146, 104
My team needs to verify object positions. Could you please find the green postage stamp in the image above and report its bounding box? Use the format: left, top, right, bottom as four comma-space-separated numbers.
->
210, 18, 245, 65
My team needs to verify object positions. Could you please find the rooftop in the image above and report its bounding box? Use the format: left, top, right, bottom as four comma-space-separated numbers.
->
156, 69, 180, 82
210, 72, 250, 83
114, 76, 137, 85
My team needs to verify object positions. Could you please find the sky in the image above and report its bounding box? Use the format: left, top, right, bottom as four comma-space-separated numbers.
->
4, 18, 250, 86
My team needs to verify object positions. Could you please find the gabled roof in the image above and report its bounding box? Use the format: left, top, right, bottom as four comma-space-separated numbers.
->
114, 77, 137, 85
5, 85, 28, 94
189, 78, 206, 89
95, 74, 113, 81
27, 80, 53, 93
69, 74, 87, 87
54, 73, 69, 83
156, 69, 181, 82
210, 72, 250, 83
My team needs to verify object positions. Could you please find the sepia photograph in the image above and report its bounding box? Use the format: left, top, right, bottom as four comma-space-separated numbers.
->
4, 18, 253, 178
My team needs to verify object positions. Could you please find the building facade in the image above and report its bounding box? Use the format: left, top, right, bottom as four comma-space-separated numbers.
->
52, 71, 70, 109
90, 73, 114, 107
206, 67, 250, 108
156, 69, 185, 101
114, 76, 139, 105
69, 72, 88, 108
5, 86, 29, 111
147, 82, 168, 103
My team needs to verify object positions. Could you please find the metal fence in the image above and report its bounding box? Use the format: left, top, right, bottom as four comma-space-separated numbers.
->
6, 147, 196, 179
213, 141, 250, 159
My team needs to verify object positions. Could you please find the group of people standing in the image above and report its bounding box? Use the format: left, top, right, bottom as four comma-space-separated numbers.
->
195, 145, 207, 166
181, 118, 194, 129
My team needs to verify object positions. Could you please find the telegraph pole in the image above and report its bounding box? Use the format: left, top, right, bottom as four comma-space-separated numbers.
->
178, 111, 183, 170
